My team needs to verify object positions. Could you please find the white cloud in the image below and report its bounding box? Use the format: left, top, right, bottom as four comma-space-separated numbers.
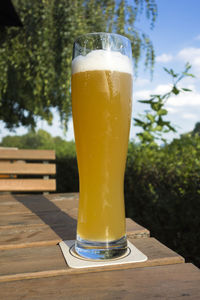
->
177, 47, 200, 74
134, 90, 151, 100
134, 84, 171, 100
167, 107, 178, 114
154, 84, 171, 94
182, 113, 198, 120
156, 53, 173, 63
134, 78, 151, 87
167, 91, 200, 107
178, 47, 200, 61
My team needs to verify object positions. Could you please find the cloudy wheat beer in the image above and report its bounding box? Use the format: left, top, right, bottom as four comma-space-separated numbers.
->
72, 33, 133, 260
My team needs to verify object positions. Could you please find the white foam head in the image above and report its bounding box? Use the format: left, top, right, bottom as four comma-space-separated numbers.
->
72, 50, 133, 75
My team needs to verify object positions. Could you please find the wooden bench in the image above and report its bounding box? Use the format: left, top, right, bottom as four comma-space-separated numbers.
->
0, 149, 56, 192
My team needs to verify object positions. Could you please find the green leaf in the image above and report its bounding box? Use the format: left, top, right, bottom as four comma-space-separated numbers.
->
181, 88, 192, 92
153, 125, 163, 131
157, 109, 168, 116
151, 102, 163, 111
164, 67, 178, 78
163, 67, 171, 75
146, 113, 155, 122
182, 72, 195, 78
172, 86, 180, 95
134, 118, 145, 126
138, 99, 152, 104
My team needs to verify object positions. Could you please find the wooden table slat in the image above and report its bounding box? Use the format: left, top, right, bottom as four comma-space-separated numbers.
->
1, 263, 199, 300
0, 237, 184, 282
0, 193, 79, 215
0, 218, 149, 250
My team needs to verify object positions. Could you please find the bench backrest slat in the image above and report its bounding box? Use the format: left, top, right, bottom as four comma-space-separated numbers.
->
0, 163, 56, 175
0, 149, 55, 160
0, 149, 56, 192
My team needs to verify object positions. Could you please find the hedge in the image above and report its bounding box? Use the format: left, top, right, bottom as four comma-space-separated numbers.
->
55, 135, 200, 268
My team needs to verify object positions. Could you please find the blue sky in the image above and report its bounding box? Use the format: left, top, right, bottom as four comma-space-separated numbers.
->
1, 0, 200, 143
132, 0, 200, 141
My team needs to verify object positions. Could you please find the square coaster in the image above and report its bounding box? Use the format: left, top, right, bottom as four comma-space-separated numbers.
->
59, 240, 148, 269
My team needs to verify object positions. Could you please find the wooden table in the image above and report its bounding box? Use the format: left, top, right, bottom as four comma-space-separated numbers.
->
0, 193, 199, 299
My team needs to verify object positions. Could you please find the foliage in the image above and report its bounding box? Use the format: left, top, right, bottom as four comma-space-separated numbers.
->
125, 135, 200, 267
134, 63, 195, 145
56, 157, 79, 193
0, 0, 157, 130
191, 122, 200, 136
0, 129, 76, 158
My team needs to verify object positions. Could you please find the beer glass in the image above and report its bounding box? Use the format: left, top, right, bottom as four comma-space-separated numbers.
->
71, 33, 133, 260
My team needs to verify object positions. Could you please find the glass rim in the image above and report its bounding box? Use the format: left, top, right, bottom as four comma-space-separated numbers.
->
73, 32, 131, 45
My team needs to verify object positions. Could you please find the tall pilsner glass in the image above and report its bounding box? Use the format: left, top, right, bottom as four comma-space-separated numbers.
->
72, 33, 133, 260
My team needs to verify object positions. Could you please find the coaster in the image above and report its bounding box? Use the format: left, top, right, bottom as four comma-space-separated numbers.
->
59, 240, 147, 269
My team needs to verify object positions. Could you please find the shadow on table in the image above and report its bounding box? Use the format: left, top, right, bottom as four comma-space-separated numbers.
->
14, 194, 77, 241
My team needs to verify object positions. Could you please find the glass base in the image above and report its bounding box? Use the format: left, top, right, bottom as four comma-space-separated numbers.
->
75, 235, 127, 260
